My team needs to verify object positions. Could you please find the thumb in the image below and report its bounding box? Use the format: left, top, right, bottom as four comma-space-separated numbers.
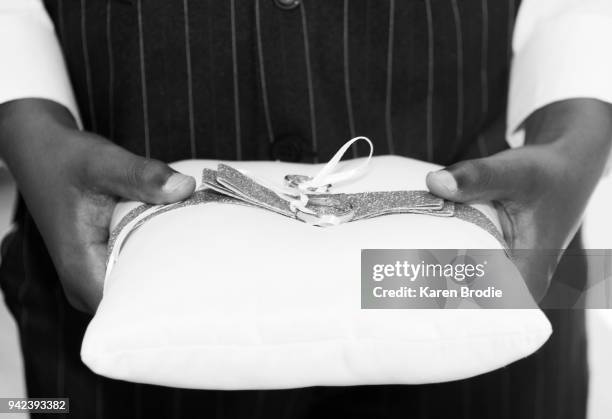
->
425, 150, 535, 203
90, 143, 196, 204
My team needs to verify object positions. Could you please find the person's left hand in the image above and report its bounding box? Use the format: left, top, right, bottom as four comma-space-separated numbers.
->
426, 99, 612, 300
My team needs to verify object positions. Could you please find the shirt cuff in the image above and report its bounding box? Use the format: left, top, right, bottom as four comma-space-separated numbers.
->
507, 12, 612, 148
0, 2, 81, 127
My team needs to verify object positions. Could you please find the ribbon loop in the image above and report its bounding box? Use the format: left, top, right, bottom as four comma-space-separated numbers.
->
298, 136, 373, 192
279, 136, 372, 219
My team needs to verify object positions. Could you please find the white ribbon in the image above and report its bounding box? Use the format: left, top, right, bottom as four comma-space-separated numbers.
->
231, 136, 374, 220
237, 136, 373, 217
298, 136, 373, 192
283, 136, 373, 216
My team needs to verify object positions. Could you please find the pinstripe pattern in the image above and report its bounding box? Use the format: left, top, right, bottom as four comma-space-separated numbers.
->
361, 1, 372, 152
136, 0, 150, 158
299, 2, 318, 162
450, 0, 463, 146
230, 0, 242, 160
182, 0, 196, 158
206, 4, 219, 153
255, 0, 274, 144
43, 0, 523, 164
425, 0, 434, 161
106, 0, 114, 140
384, 0, 395, 154
3, 1, 588, 418
480, 0, 489, 124
342, 0, 357, 158
80, 0, 97, 132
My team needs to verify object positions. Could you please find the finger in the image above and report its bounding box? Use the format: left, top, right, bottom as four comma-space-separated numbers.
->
88, 143, 195, 204
426, 149, 538, 203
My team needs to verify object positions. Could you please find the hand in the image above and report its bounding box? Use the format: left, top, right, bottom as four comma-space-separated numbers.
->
426, 99, 612, 300
0, 99, 196, 313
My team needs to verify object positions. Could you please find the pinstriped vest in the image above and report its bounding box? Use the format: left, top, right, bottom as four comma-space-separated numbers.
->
44, 0, 518, 165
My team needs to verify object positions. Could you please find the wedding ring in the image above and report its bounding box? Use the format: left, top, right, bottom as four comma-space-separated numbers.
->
284, 174, 331, 193
295, 195, 355, 227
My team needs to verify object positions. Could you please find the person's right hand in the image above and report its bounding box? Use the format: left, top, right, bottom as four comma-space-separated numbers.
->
0, 99, 196, 313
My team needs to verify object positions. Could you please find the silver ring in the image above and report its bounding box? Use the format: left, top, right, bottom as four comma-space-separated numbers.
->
295, 195, 354, 227
284, 174, 331, 193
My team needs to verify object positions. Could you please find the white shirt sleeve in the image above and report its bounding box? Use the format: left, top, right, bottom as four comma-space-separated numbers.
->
0, 0, 81, 125
508, 0, 612, 147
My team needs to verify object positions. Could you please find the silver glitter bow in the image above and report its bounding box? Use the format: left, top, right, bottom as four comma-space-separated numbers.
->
203, 164, 457, 225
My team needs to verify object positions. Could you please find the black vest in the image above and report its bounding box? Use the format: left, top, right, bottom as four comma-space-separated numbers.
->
44, 0, 517, 165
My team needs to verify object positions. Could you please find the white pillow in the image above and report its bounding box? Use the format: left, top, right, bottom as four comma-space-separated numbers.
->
81, 155, 551, 390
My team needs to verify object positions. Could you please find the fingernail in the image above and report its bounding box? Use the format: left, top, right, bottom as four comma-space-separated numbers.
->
432, 170, 457, 193
163, 173, 192, 193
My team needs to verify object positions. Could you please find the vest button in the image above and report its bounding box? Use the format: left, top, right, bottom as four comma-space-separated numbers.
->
274, 0, 300, 10
270, 135, 304, 162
